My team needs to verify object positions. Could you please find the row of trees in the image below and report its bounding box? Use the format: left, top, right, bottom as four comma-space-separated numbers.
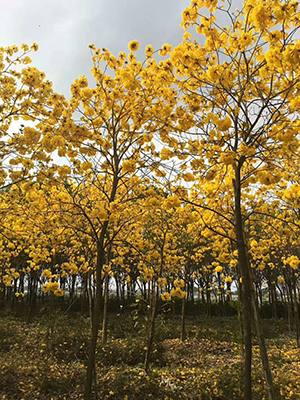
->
2, 0, 300, 399
1, 179, 300, 311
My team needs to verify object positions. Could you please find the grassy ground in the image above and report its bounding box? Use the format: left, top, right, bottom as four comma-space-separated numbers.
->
0, 310, 299, 399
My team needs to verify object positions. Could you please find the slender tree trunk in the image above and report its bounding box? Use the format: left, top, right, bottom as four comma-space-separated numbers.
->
87, 272, 93, 329
190, 279, 194, 303
233, 168, 252, 400
287, 284, 293, 332
270, 283, 277, 319
292, 277, 300, 347
251, 291, 276, 400
234, 162, 275, 400
11, 279, 18, 310
121, 282, 125, 302
84, 171, 118, 400
144, 238, 166, 373
201, 286, 205, 303
258, 285, 263, 310
115, 275, 120, 302
181, 271, 187, 342
81, 275, 87, 315
70, 274, 76, 302
181, 295, 186, 342
102, 272, 109, 344
0, 276, 5, 309
147, 281, 151, 303
144, 281, 158, 372
206, 289, 211, 318
288, 302, 292, 332
27, 273, 38, 322
84, 242, 105, 400
18, 274, 24, 295
102, 242, 112, 345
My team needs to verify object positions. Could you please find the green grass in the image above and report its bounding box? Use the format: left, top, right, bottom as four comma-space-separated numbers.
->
0, 311, 299, 399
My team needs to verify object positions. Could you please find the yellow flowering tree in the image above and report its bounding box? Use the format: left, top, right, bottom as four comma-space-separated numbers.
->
0, 44, 65, 307
117, 187, 182, 370
169, 0, 300, 398
0, 43, 59, 189
45, 41, 179, 399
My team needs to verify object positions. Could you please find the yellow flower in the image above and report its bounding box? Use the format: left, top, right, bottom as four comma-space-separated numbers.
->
31, 42, 39, 51
122, 159, 136, 174
159, 43, 172, 57
21, 43, 30, 52
128, 40, 139, 52
215, 116, 232, 132
42, 269, 52, 278
161, 292, 171, 301
285, 255, 300, 270
103, 264, 111, 273
54, 288, 64, 297
171, 287, 185, 298
164, 195, 181, 209
41, 284, 49, 292
239, 33, 253, 49
145, 45, 154, 57
49, 281, 59, 291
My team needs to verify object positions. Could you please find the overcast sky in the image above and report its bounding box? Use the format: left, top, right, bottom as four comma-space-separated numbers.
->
2, 0, 188, 96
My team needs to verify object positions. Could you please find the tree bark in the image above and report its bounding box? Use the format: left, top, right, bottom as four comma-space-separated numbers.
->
181, 271, 187, 342
84, 168, 118, 400
251, 289, 276, 400
84, 242, 105, 400
292, 276, 300, 347
234, 163, 254, 400
181, 295, 186, 342
234, 161, 275, 400
144, 281, 158, 372
101, 272, 109, 344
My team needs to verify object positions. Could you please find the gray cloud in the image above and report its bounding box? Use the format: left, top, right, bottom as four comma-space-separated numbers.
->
2, 0, 188, 96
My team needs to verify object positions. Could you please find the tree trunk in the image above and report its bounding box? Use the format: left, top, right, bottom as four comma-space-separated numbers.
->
102, 272, 109, 345
114, 274, 120, 302
81, 275, 87, 315
27, 273, 38, 322
84, 242, 105, 400
292, 277, 300, 347
233, 168, 253, 400
234, 162, 275, 400
270, 282, 277, 319
181, 295, 186, 342
206, 289, 211, 318
286, 283, 293, 332
251, 290, 276, 400
0, 276, 5, 309
84, 170, 119, 400
190, 279, 194, 303
87, 272, 93, 328
70, 274, 76, 302
144, 281, 158, 372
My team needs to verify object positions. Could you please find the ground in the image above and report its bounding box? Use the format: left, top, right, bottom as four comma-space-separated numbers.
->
0, 309, 299, 399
